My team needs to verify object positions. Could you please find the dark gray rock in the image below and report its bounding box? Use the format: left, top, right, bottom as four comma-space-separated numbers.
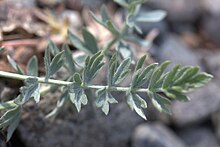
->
132, 122, 186, 147
18, 92, 143, 147
171, 82, 220, 127
201, 0, 220, 15
178, 126, 219, 147
146, 0, 201, 23
201, 15, 220, 45
155, 35, 202, 67
203, 52, 220, 83
212, 110, 220, 142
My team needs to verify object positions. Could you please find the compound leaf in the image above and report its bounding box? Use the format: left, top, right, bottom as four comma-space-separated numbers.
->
27, 56, 38, 77
68, 82, 88, 112
16, 78, 40, 104
7, 55, 24, 75
96, 88, 118, 115
135, 10, 167, 22
127, 93, 147, 120
82, 28, 98, 54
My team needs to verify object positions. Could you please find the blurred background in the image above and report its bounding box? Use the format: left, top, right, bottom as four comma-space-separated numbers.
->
0, 0, 220, 147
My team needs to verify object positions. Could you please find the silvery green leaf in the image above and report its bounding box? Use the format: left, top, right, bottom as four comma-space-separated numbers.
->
46, 91, 68, 118
106, 21, 120, 36
90, 12, 119, 36
117, 42, 134, 62
149, 61, 171, 90
49, 51, 64, 75
135, 10, 167, 22
189, 73, 213, 86
163, 89, 190, 102
90, 12, 106, 27
130, 0, 146, 6
114, 0, 129, 8
0, 106, 21, 141
48, 40, 60, 56
132, 63, 158, 88
7, 113, 20, 141
68, 83, 88, 112
135, 55, 146, 71
148, 91, 171, 114
82, 28, 98, 54
45, 50, 64, 81
96, 88, 118, 115
127, 93, 147, 120
27, 56, 38, 77
174, 67, 199, 85
18, 78, 40, 104
63, 44, 75, 74
68, 30, 90, 54
173, 66, 191, 81
0, 101, 17, 110
162, 64, 180, 89
7, 55, 24, 75
112, 58, 131, 85
108, 53, 118, 86
74, 54, 87, 68
73, 73, 82, 84
83, 52, 104, 84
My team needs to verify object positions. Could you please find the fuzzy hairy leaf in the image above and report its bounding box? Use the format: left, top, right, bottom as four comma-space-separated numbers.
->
117, 42, 134, 61
149, 61, 171, 89
135, 10, 167, 22
68, 30, 89, 53
16, 78, 40, 104
112, 58, 131, 85
27, 56, 38, 77
148, 91, 171, 114
63, 44, 75, 74
127, 93, 147, 120
132, 61, 158, 88
0, 106, 21, 141
48, 40, 60, 56
68, 82, 88, 112
96, 88, 118, 115
162, 64, 181, 89
44, 49, 64, 81
90, 11, 120, 36
82, 28, 99, 54
83, 51, 104, 84
7, 55, 24, 75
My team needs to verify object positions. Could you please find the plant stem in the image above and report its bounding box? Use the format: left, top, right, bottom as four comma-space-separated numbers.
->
0, 71, 150, 93
102, 37, 118, 55
0, 71, 71, 86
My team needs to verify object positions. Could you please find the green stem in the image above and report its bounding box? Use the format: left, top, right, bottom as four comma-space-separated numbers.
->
0, 71, 71, 86
102, 37, 118, 55
0, 71, 150, 93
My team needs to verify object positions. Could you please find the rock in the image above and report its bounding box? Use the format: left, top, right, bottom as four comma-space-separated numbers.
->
132, 122, 186, 147
18, 92, 143, 147
178, 126, 219, 147
146, 0, 201, 23
171, 82, 220, 127
203, 52, 220, 83
201, 0, 220, 15
201, 15, 220, 45
212, 110, 220, 141
154, 35, 202, 67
